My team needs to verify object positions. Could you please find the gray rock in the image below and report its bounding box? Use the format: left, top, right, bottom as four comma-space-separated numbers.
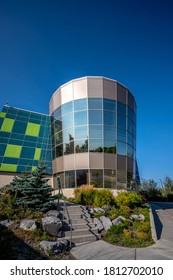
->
93, 217, 104, 231
94, 207, 105, 214
130, 214, 145, 221
45, 210, 59, 218
100, 216, 112, 231
42, 216, 62, 237
20, 219, 37, 231
40, 240, 69, 255
112, 217, 122, 225
0, 219, 14, 227
89, 208, 94, 214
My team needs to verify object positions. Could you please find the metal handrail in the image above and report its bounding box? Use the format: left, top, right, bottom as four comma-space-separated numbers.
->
57, 176, 72, 248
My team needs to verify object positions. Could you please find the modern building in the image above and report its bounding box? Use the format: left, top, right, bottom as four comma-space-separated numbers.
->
0, 77, 139, 193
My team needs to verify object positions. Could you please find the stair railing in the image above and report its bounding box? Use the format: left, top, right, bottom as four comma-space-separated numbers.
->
57, 176, 72, 248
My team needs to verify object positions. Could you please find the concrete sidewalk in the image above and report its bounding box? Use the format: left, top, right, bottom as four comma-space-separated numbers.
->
70, 203, 173, 260
71, 239, 173, 260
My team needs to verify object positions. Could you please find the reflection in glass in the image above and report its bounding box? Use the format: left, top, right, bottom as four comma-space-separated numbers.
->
90, 169, 103, 187
89, 110, 102, 124
127, 144, 134, 159
104, 140, 116, 154
56, 144, 63, 157
65, 170, 75, 188
74, 98, 87, 111
57, 172, 65, 188
62, 112, 73, 129
128, 118, 135, 135
88, 98, 102, 109
104, 126, 116, 140
104, 110, 116, 126
117, 169, 127, 189
63, 127, 74, 143
76, 169, 89, 186
55, 119, 62, 133
53, 107, 61, 119
128, 107, 136, 122
103, 99, 116, 111
117, 142, 126, 156
74, 111, 87, 126
61, 101, 73, 115
117, 114, 126, 130
89, 139, 103, 152
64, 140, 74, 155
89, 125, 102, 138
117, 129, 126, 143
75, 125, 88, 139
75, 139, 88, 153
128, 132, 135, 147
104, 169, 116, 188
55, 131, 62, 145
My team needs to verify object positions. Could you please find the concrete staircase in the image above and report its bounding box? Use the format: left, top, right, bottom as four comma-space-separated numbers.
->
58, 202, 101, 245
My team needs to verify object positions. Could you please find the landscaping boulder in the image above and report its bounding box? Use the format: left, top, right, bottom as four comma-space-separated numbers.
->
45, 210, 59, 218
112, 216, 122, 225
94, 217, 104, 232
100, 216, 112, 231
0, 219, 14, 227
40, 240, 69, 255
88, 208, 94, 215
20, 219, 37, 231
42, 216, 62, 237
94, 207, 105, 214
130, 214, 145, 221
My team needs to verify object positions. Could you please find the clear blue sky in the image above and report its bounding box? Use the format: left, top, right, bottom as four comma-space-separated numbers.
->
0, 0, 173, 184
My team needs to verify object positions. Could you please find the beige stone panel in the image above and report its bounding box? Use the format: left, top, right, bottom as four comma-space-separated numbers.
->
73, 78, 87, 100
52, 157, 64, 173
75, 153, 89, 169
103, 78, 116, 100
61, 82, 73, 104
49, 98, 54, 115
87, 77, 103, 98
117, 155, 127, 170
117, 83, 127, 105
104, 153, 117, 169
89, 152, 103, 168
53, 89, 61, 111
0, 173, 16, 188
63, 154, 75, 170
127, 157, 133, 173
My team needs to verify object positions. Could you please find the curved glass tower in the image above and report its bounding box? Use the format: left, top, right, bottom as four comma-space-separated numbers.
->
49, 77, 137, 190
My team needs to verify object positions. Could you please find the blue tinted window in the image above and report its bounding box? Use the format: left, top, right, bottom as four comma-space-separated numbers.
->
74, 99, 87, 111
17, 110, 30, 117
117, 114, 126, 130
103, 99, 116, 111
63, 127, 74, 143
88, 98, 102, 109
127, 144, 135, 159
0, 137, 9, 144
8, 139, 23, 146
128, 107, 135, 122
104, 126, 116, 140
75, 139, 88, 153
10, 133, 24, 140
89, 139, 103, 152
61, 101, 73, 115
104, 110, 116, 126
62, 112, 73, 129
12, 121, 27, 134
117, 102, 126, 115
53, 107, 61, 119
56, 144, 63, 157
0, 131, 10, 138
30, 113, 42, 121
55, 131, 63, 145
74, 111, 87, 126
18, 159, 33, 166
64, 140, 74, 155
75, 125, 88, 139
89, 110, 102, 124
89, 125, 102, 138
128, 132, 135, 147
117, 142, 126, 156
104, 140, 116, 154
117, 129, 126, 143
128, 118, 136, 135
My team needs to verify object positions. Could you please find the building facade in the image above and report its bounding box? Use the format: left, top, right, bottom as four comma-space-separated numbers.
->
50, 77, 137, 190
0, 76, 139, 191
0, 106, 52, 186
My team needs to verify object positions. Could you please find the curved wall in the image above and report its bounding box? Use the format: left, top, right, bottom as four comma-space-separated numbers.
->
49, 77, 136, 189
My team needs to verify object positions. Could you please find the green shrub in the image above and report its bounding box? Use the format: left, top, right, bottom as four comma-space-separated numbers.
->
94, 189, 114, 207
115, 192, 142, 209
74, 185, 95, 206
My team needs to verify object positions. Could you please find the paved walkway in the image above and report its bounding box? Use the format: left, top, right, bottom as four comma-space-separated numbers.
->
71, 202, 173, 260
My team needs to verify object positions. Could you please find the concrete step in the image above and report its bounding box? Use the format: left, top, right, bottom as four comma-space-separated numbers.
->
63, 228, 98, 237
63, 222, 96, 230
59, 233, 101, 243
